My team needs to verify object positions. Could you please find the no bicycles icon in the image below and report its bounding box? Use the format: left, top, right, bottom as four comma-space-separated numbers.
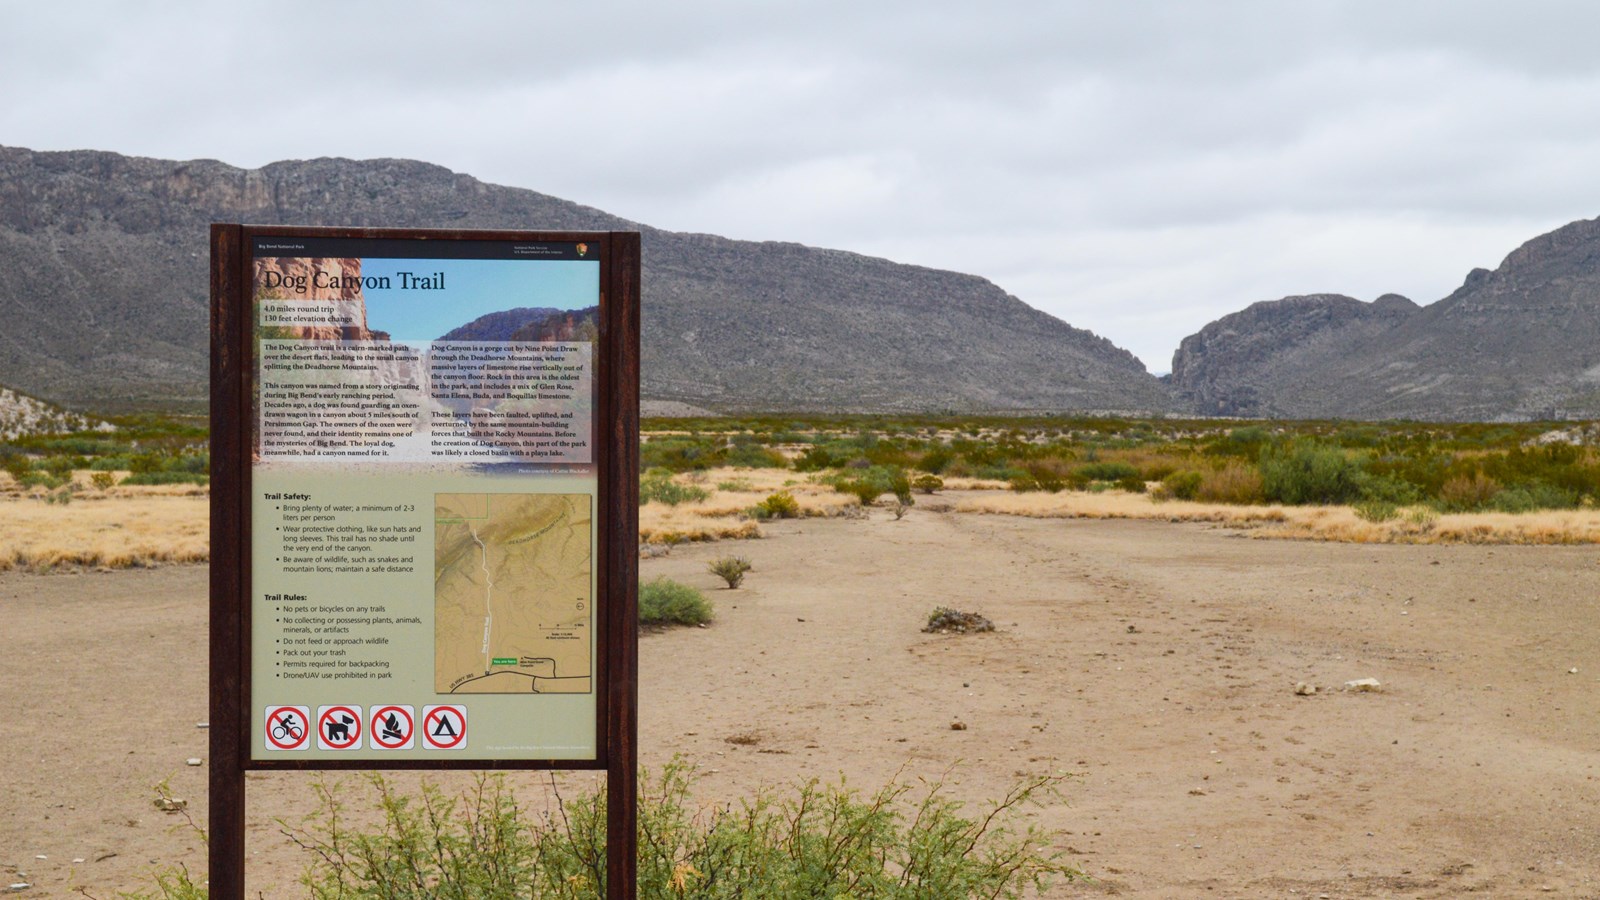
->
263, 706, 310, 751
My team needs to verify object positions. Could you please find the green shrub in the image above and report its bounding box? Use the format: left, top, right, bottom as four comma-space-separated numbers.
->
638, 578, 713, 626
120, 471, 209, 486
1153, 469, 1203, 501
791, 446, 839, 472
716, 477, 754, 492
1, 453, 31, 482
1116, 474, 1146, 493
1260, 442, 1367, 505
89, 455, 133, 471
1076, 461, 1138, 482
912, 474, 944, 494
278, 760, 1078, 899
1488, 483, 1576, 513
835, 465, 911, 507
756, 490, 800, 519
90, 471, 117, 491
640, 470, 711, 506
708, 556, 753, 588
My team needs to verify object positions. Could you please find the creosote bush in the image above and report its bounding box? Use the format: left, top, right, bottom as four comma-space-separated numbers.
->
707, 555, 753, 589
640, 469, 711, 506
638, 578, 713, 626
755, 490, 799, 519
269, 761, 1079, 899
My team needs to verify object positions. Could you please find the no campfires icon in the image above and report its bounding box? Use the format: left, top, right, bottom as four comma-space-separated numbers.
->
316, 705, 364, 750
369, 705, 415, 750
422, 705, 467, 750
263, 705, 310, 750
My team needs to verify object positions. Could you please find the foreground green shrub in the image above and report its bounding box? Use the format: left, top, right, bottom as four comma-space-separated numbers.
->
912, 474, 944, 494
638, 578, 713, 626
278, 761, 1078, 899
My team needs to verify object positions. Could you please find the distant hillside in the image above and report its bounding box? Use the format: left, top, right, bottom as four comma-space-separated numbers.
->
0, 146, 1169, 416
0, 385, 111, 441
1172, 218, 1600, 421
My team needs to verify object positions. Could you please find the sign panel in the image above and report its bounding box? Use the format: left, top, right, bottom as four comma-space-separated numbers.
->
246, 233, 603, 762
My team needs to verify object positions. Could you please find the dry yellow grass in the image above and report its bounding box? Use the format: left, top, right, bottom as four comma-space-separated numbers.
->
956, 489, 1600, 544
0, 494, 209, 570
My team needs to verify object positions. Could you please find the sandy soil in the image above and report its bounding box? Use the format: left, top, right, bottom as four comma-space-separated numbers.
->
4, 507, 1599, 897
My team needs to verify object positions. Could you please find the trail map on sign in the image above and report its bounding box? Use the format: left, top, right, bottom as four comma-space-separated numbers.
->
434, 493, 593, 694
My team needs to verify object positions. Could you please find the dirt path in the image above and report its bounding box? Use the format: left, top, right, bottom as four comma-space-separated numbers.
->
4, 510, 1599, 897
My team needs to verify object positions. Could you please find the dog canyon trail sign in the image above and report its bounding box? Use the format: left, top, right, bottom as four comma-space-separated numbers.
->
210, 226, 639, 897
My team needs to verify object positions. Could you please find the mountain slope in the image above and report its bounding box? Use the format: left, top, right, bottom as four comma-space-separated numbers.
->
0, 146, 1168, 415
1173, 217, 1600, 421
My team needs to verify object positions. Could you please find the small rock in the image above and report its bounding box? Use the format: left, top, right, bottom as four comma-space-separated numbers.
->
155, 797, 188, 812
1568, 667, 1579, 674
9, 886, 30, 893
1344, 677, 1382, 692
1294, 682, 1317, 696
196, 722, 209, 729
185, 758, 202, 767
71, 859, 84, 864
950, 721, 967, 731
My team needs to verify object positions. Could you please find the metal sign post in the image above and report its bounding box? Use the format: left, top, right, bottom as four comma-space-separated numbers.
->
210, 225, 639, 898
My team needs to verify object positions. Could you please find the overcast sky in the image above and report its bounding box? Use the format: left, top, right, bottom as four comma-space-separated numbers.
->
6, 0, 1599, 372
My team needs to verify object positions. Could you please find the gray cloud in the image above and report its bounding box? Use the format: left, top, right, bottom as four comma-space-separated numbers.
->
5, 0, 1599, 371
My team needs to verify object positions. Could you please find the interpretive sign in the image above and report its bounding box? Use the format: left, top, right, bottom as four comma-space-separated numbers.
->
210, 226, 639, 898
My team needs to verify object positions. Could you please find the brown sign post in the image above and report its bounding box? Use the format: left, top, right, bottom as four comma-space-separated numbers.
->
209, 225, 639, 897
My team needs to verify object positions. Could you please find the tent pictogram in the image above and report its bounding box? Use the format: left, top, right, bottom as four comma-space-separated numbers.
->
263, 706, 310, 751
317, 705, 364, 750
369, 705, 415, 750
422, 705, 467, 750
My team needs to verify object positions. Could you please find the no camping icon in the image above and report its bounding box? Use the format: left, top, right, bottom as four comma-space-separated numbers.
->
316, 705, 364, 750
422, 705, 467, 750
263, 706, 310, 751
369, 705, 415, 750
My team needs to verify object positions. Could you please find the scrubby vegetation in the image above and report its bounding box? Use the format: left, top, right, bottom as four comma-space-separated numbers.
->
707, 555, 753, 589
638, 578, 714, 627
266, 761, 1077, 899
640, 414, 1600, 515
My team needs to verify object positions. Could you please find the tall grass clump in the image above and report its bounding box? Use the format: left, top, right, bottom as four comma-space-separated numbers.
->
638, 578, 713, 626
276, 762, 1079, 899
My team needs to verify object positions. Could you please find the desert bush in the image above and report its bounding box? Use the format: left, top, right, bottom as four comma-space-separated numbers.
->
916, 446, 954, 474
1, 453, 30, 482
1152, 469, 1203, 501
754, 490, 800, 519
716, 477, 754, 492
834, 465, 912, 507
1196, 462, 1264, 504
1076, 460, 1138, 482
90, 471, 117, 491
707, 555, 753, 588
1354, 499, 1399, 523
1116, 474, 1147, 493
1488, 483, 1576, 513
1260, 442, 1367, 505
912, 474, 944, 494
639, 470, 711, 506
120, 470, 209, 487
1439, 471, 1501, 511
639, 578, 713, 626
791, 445, 839, 472
276, 761, 1077, 900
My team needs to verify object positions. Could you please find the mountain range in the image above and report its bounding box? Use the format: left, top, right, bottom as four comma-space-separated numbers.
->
2, 144, 1598, 421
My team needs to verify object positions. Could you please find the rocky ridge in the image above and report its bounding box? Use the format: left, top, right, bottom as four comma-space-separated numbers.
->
0, 146, 1168, 415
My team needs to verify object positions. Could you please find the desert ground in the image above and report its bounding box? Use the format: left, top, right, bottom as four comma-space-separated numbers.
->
4, 501, 1600, 897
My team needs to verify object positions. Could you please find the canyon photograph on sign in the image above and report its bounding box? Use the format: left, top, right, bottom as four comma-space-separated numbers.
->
4, 2, 1600, 897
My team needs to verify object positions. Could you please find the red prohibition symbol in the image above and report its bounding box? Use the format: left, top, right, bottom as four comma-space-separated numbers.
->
317, 705, 363, 750
422, 705, 467, 749
264, 706, 310, 750
370, 705, 415, 750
